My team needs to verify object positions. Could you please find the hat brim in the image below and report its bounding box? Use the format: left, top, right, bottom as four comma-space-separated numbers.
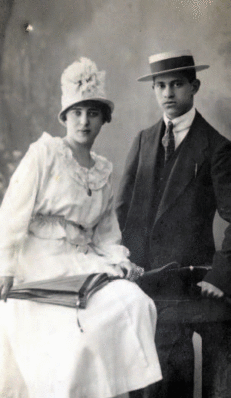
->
58, 97, 114, 126
137, 65, 210, 82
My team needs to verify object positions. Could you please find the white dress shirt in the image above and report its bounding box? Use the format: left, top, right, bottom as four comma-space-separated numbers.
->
163, 107, 196, 149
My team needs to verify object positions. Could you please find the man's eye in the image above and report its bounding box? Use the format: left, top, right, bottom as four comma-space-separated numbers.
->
174, 82, 183, 88
156, 84, 165, 89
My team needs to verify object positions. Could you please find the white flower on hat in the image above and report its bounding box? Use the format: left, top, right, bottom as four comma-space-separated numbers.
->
58, 57, 114, 125
61, 57, 106, 100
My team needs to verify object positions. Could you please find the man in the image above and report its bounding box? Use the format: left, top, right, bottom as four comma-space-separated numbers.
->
116, 50, 231, 398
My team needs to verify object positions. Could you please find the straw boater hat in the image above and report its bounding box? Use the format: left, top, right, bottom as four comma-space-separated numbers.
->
58, 57, 114, 125
137, 50, 209, 82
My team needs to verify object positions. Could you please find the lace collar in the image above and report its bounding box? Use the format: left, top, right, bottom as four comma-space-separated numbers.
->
40, 132, 113, 190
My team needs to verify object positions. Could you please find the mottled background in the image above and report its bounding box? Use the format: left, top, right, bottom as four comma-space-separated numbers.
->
0, 0, 231, 396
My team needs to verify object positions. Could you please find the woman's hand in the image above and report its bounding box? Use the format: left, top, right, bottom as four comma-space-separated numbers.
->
114, 261, 144, 280
114, 261, 135, 279
0, 276, 14, 302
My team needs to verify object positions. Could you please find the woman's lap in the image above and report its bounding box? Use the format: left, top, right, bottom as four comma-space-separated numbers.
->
0, 280, 161, 398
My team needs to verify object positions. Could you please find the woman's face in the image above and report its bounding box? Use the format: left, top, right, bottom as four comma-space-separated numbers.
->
65, 103, 103, 148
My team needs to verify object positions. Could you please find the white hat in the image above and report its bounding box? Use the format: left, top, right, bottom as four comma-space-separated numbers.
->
58, 57, 114, 125
137, 50, 209, 82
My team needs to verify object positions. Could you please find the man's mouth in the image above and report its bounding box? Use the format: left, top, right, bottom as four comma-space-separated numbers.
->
164, 101, 176, 105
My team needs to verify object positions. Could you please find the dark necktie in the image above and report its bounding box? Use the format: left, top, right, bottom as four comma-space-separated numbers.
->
162, 121, 175, 163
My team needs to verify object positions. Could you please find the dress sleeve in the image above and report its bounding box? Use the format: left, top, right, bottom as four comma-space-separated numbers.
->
92, 182, 130, 265
0, 145, 40, 277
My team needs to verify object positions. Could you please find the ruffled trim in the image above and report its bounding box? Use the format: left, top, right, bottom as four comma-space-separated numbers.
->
37, 132, 113, 191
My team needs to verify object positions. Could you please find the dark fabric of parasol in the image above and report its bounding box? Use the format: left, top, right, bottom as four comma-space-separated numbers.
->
6, 273, 121, 309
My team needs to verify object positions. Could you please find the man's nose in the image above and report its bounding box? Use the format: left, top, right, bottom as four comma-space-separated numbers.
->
164, 85, 174, 98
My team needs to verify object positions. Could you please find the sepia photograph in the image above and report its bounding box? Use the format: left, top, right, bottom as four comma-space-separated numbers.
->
0, 1, 231, 397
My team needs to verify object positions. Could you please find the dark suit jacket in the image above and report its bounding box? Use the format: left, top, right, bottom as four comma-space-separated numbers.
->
116, 111, 231, 295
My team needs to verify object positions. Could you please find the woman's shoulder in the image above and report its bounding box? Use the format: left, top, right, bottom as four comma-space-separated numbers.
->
30, 132, 60, 151
28, 132, 65, 161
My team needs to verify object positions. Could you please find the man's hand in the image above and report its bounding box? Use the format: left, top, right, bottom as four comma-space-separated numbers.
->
197, 281, 224, 298
0, 276, 14, 302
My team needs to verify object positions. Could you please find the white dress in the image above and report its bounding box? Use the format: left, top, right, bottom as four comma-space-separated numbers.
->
0, 132, 162, 398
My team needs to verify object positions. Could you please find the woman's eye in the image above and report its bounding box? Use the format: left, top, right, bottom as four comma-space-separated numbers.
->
71, 109, 81, 116
88, 110, 100, 117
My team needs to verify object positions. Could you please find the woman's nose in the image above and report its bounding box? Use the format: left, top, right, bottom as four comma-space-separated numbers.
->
80, 111, 89, 126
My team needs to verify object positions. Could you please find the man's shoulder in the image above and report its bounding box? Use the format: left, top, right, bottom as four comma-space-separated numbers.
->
141, 117, 163, 133
137, 118, 163, 141
195, 111, 231, 144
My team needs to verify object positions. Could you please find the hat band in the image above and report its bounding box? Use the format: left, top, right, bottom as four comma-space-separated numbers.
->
150, 55, 195, 75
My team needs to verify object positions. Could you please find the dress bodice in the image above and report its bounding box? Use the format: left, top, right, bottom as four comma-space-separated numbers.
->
0, 132, 129, 277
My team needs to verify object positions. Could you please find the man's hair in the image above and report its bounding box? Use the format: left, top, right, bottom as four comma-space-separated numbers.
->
179, 69, 196, 83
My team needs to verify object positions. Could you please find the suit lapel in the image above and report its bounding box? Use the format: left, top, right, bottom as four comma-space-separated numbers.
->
139, 118, 164, 191
154, 111, 209, 225
127, 118, 164, 231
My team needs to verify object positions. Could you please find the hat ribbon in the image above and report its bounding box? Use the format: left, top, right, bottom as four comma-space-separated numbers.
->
150, 55, 195, 74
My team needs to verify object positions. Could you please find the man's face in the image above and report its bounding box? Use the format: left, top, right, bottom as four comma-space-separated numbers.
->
153, 72, 200, 119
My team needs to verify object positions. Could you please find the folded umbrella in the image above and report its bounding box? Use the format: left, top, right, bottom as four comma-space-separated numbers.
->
7, 273, 120, 309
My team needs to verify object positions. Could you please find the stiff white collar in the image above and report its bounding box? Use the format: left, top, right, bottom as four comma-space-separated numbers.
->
164, 107, 196, 133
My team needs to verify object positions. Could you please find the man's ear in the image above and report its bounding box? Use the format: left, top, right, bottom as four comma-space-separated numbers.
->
191, 79, 200, 95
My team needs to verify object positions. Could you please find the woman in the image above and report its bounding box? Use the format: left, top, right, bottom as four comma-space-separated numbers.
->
0, 57, 162, 398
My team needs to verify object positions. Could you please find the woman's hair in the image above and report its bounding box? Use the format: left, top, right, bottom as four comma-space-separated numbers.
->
62, 100, 112, 124
95, 101, 112, 124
